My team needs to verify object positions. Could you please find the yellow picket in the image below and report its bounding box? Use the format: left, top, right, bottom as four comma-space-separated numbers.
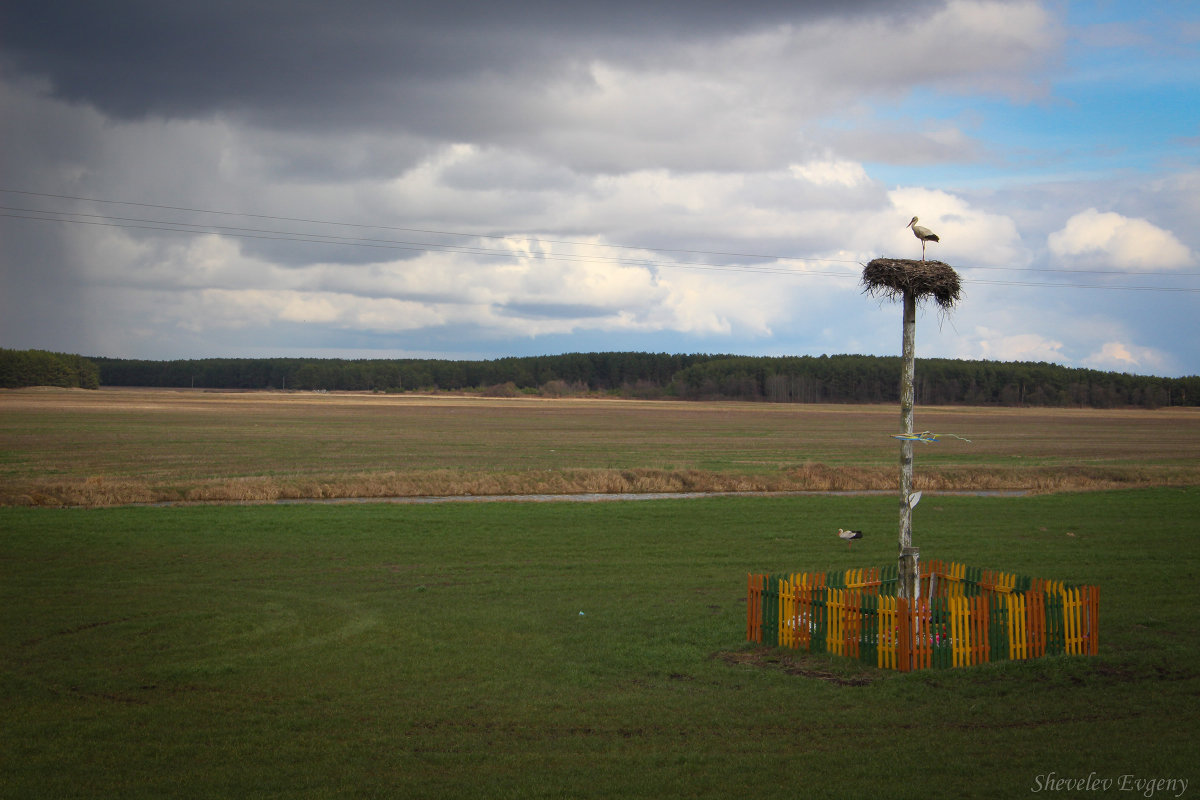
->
1085, 586, 1100, 656
781, 577, 820, 652
844, 567, 883, 593
844, 590, 862, 659
983, 569, 1017, 594
939, 561, 968, 598
783, 577, 798, 648
1063, 587, 1083, 655
1008, 593, 1027, 660
1075, 587, 1090, 655
827, 588, 844, 656
949, 596, 969, 667
877, 595, 897, 671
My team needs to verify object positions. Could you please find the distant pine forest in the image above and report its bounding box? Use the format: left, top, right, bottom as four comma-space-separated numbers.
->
3, 347, 1196, 408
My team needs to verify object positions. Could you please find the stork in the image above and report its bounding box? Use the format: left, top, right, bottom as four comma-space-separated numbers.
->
906, 216, 939, 261
837, 528, 863, 549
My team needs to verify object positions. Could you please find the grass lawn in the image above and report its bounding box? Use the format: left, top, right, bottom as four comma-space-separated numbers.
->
2, 489, 1198, 798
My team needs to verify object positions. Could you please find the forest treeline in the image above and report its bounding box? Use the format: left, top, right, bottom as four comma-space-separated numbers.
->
2, 348, 1195, 407
75, 351, 1197, 408
0, 348, 100, 389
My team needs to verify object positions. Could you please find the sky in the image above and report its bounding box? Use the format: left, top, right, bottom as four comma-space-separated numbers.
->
1, 0, 1198, 377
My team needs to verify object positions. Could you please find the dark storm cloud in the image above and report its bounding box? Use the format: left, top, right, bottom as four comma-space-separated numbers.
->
1, 0, 929, 128
0, 217, 89, 351
12, 0, 1190, 376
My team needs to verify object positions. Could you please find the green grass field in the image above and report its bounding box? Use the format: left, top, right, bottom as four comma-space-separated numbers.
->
3, 489, 1198, 798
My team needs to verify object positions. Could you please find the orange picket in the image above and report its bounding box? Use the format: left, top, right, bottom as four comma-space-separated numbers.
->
971, 595, 989, 665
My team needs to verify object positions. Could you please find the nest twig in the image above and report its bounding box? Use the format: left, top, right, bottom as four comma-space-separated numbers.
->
861, 258, 962, 310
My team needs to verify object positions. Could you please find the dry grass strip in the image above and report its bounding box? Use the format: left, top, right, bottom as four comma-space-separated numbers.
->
6, 464, 1198, 507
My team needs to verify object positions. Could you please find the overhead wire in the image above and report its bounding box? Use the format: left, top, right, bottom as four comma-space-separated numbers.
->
2, 188, 1199, 293
0, 207, 854, 279
2, 188, 852, 265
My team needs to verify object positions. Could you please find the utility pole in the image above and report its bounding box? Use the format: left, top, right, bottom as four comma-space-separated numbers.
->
898, 289, 919, 601
862, 253, 961, 604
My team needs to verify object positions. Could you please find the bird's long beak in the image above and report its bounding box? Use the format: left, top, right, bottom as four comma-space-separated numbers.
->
906, 217, 917, 229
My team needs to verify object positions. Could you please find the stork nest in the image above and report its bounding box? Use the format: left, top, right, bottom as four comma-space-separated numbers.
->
861, 258, 962, 310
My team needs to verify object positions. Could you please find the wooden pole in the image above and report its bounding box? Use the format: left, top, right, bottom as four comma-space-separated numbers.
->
899, 289, 919, 601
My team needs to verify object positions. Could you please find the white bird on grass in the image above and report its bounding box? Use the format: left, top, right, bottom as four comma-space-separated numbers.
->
837, 528, 863, 548
906, 216, 940, 261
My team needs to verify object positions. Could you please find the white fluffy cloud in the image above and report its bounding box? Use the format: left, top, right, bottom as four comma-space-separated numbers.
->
1048, 209, 1194, 270
790, 159, 871, 188
1083, 341, 1172, 374
965, 329, 1066, 363
2, 1, 1196, 376
885, 188, 1027, 266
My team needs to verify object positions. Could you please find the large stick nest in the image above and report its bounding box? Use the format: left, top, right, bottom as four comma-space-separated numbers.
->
861, 258, 962, 310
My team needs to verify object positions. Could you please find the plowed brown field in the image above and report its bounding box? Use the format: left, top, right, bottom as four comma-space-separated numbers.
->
3, 387, 1198, 506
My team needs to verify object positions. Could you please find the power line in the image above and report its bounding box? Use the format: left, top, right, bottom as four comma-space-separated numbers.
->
0, 209, 854, 280
966, 277, 1198, 293
3, 188, 1199, 292
949, 262, 1200, 278
9, 186, 1199, 277
0, 187, 861, 266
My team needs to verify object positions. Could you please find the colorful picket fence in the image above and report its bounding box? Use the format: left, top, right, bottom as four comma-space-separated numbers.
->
746, 561, 1098, 671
